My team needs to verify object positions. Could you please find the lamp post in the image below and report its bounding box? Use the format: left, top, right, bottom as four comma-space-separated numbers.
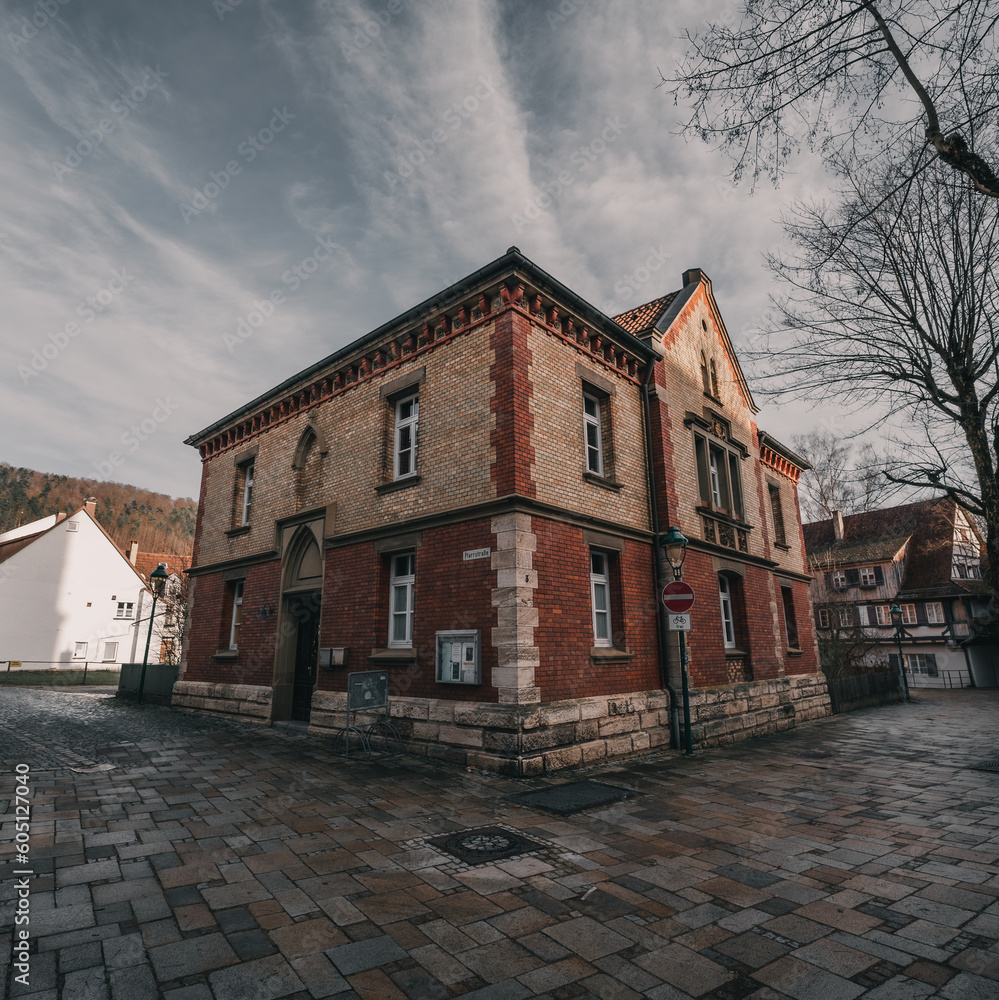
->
137, 563, 169, 705
889, 604, 911, 702
662, 527, 693, 755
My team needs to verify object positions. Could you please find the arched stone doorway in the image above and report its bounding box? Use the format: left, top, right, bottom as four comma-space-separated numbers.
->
273, 527, 323, 722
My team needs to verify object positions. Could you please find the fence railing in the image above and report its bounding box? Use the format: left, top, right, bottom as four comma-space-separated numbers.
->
827, 669, 903, 714
909, 668, 969, 690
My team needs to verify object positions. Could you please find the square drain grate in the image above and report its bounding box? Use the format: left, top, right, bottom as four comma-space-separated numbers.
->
430, 826, 544, 865
510, 780, 638, 816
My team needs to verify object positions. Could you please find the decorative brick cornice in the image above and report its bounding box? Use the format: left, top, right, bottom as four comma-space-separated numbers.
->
193, 281, 647, 463
760, 442, 803, 483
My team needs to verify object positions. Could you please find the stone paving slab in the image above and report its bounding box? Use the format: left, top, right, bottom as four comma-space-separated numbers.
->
1, 688, 999, 997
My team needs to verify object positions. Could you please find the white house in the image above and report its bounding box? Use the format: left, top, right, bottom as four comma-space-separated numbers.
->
0, 500, 150, 672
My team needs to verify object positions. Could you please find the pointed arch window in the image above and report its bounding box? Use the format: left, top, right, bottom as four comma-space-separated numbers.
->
700, 352, 711, 394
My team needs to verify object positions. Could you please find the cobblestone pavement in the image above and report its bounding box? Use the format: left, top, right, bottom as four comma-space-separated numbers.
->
1, 688, 998, 999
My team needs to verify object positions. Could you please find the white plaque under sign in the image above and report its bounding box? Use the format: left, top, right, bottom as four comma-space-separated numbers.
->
462, 547, 491, 561
667, 613, 691, 631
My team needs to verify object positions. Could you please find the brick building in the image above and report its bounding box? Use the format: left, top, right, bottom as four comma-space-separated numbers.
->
177, 248, 829, 773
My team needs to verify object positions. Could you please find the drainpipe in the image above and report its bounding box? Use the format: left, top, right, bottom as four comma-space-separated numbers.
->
641, 360, 681, 750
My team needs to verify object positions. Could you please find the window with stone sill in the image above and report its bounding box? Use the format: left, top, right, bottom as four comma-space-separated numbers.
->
388, 552, 415, 648
590, 550, 613, 647
229, 581, 243, 650
780, 585, 800, 650
393, 394, 419, 480
580, 380, 616, 485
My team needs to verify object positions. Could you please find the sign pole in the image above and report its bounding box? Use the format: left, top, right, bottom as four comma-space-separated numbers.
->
678, 630, 693, 755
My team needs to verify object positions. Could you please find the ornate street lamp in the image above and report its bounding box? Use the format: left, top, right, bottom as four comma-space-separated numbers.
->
889, 604, 911, 702
662, 526, 688, 581
137, 563, 169, 705
661, 527, 693, 754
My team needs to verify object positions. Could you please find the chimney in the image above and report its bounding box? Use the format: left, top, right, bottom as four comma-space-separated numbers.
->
682, 268, 705, 287
832, 510, 845, 541
84, 497, 97, 516
128, 540, 138, 565
56, 511, 67, 523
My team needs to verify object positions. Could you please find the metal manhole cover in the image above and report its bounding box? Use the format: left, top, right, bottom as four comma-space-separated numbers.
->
510, 780, 638, 816
968, 761, 999, 772
430, 826, 543, 865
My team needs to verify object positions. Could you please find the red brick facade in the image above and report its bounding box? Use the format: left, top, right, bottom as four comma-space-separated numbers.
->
177, 249, 829, 771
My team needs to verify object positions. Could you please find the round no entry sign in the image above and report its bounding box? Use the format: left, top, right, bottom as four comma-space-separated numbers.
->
661, 581, 695, 613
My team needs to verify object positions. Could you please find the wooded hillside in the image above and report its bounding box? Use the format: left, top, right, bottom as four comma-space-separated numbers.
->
0, 465, 196, 555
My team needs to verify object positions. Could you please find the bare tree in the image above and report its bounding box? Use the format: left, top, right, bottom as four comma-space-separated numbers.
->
792, 432, 896, 521
755, 157, 999, 597
665, 1, 999, 198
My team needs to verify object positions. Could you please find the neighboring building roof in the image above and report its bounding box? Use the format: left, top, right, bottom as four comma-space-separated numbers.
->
133, 552, 192, 581
0, 504, 150, 589
804, 497, 976, 596
613, 293, 679, 337
0, 513, 65, 565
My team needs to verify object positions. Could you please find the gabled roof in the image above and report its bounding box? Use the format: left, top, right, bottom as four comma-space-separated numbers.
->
613, 293, 679, 338
0, 513, 61, 565
0, 504, 150, 589
804, 497, 973, 595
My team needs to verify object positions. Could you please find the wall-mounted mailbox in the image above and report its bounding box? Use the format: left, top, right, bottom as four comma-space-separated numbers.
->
436, 630, 481, 685
319, 647, 347, 668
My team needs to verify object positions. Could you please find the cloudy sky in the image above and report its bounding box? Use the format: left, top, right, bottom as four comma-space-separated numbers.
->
0, 0, 833, 500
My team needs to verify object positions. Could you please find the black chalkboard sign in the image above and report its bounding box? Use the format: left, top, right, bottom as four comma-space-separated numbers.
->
347, 670, 388, 712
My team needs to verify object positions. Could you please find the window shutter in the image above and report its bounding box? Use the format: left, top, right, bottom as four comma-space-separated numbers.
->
846, 569, 860, 586
925, 653, 938, 676
874, 565, 884, 585
888, 653, 899, 671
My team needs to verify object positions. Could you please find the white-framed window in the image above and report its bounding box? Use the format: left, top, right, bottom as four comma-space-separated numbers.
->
590, 551, 612, 647
908, 653, 938, 676
115, 601, 134, 619
240, 460, 254, 526
859, 567, 878, 587
898, 603, 916, 625
73, 642, 87, 658
709, 450, 723, 506
818, 608, 830, 628
719, 576, 736, 648
393, 394, 419, 479
694, 433, 745, 520
831, 570, 847, 589
874, 605, 891, 626
103, 641, 118, 662
583, 393, 604, 476
229, 581, 243, 650
925, 601, 945, 624
388, 552, 415, 647
839, 607, 853, 627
